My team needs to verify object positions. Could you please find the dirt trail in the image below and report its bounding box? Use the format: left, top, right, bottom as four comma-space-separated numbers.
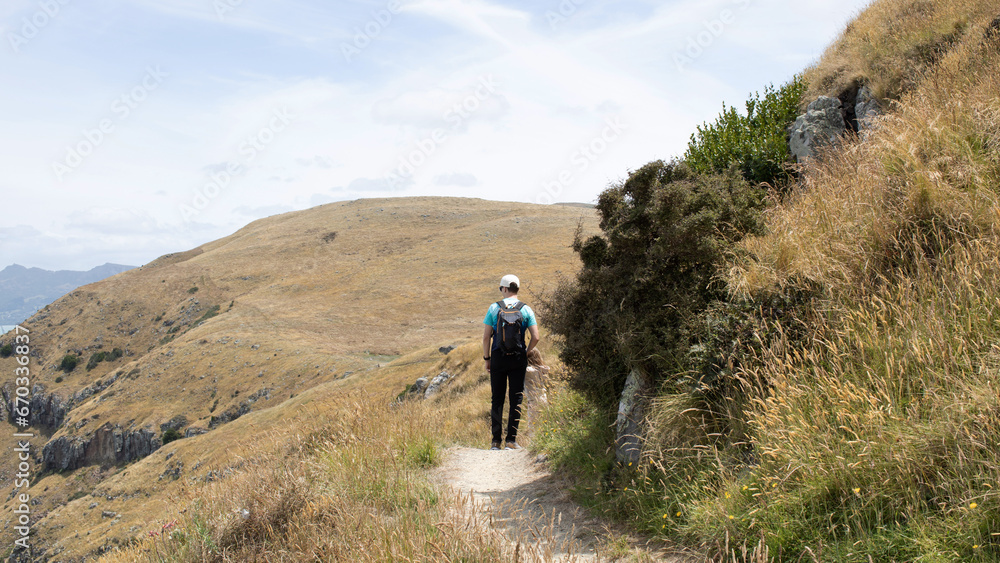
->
434, 446, 690, 562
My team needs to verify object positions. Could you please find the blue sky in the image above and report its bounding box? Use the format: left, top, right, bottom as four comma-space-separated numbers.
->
0, 0, 871, 271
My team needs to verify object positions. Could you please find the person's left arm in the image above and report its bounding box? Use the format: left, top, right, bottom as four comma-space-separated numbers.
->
524, 305, 540, 354
526, 324, 540, 354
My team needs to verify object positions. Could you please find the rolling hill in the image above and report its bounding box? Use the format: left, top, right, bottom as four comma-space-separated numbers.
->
0, 197, 599, 560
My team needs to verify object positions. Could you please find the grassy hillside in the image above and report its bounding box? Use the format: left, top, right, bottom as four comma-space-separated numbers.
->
0, 197, 599, 560
531, 1, 1000, 561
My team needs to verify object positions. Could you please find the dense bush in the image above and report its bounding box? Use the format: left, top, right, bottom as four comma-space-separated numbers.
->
162, 428, 184, 445
60, 354, 79, 373
542, 160, 766, 406
0, 342, 12, 358
684, 77, 806, 189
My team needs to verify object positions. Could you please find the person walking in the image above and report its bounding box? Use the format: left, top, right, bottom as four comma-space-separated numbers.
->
483, 274, 540, 451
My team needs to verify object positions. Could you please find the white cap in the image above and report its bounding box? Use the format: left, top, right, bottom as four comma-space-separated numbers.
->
500, 274, 520, 288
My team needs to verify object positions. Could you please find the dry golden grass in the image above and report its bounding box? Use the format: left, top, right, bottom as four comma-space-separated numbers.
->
803, 0, 999, 101
730, 24, 1000, 297
95, 341, 590, 563
677, 3, 1000, 557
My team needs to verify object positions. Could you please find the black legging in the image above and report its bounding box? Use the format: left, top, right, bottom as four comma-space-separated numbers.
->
490, 353, 527, 443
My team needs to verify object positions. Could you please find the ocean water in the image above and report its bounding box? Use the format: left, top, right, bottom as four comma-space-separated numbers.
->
1, 325, 20, 335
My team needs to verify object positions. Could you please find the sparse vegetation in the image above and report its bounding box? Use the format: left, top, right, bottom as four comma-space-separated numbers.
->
195, 305, 221, 325
86, 348, 125, 371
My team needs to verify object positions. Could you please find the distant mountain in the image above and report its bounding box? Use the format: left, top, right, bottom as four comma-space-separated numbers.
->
0, 263, 135, 325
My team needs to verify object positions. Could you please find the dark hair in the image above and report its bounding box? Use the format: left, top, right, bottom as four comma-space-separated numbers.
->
506, 282, 519, 293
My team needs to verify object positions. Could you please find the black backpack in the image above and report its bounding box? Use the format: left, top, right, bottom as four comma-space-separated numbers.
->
495, 300, 527, 356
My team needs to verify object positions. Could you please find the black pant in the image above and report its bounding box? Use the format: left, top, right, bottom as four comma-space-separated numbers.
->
490, 353, 527, 443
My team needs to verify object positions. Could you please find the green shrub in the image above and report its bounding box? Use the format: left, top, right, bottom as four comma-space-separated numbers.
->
188, 287, 199, 294
684, 77, 806, 189
162, 428, 183, 445
542, 160, 766, 405
0, 343, 12, 358
60, 354, 79, 373
86, 352, 107, 371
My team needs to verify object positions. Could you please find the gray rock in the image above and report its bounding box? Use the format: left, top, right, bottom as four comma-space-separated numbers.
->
855, 84, 881, 133
438, 345, 456, 355
42, 424, 161, 472
408, 377, 429, 397
615, 369, 650, 465
424, 371, 453, 397
185, 426, 208, 438
3, 386, 69, 430
159, 414, 188, 433
789, 96, 847, 161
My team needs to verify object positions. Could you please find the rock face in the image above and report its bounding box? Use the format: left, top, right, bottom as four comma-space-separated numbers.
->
42, 424, 161, 472
615, 369, 651, 465
855, 83, 882, 132
789, 84, 883, 161
789, 96, 847, 161
3, 386, 69, 430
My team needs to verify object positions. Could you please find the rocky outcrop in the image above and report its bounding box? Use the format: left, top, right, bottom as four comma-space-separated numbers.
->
3, 385, 69, 430
9, 369, 127, 431
405, 370, 455, 400
615, 369, 651, 465
159, 415, 188, 433
424, 371, 454, 397
208, 388, 271, 428
789, 96, 847, 161
855, 83, 882, 132
790, 83, 883, 161
42, 424, 161, 472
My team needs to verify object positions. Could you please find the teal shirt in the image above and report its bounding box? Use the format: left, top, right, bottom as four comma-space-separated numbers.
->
484, 297, 537, 336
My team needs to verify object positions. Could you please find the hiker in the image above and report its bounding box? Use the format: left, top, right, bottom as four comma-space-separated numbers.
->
483, 274, 540, 451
